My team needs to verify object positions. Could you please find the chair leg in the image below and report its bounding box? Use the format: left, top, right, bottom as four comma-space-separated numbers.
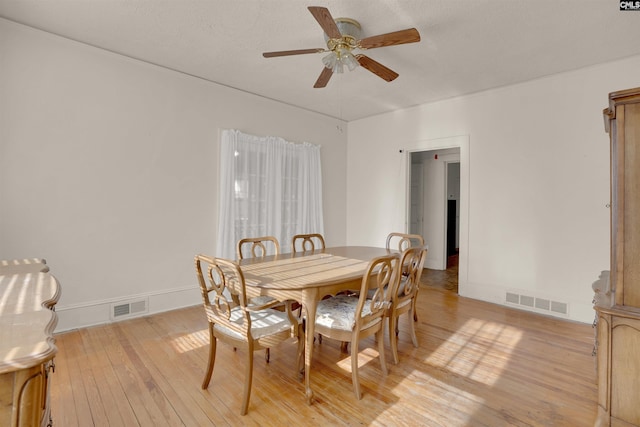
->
265, 348, 270, 362
376, 328, 387, 375
408, 309, 419, 348
241, 346, 254, 415
202, 323, 216, 389
350, 339, 362, 400
389, 315, 400, 365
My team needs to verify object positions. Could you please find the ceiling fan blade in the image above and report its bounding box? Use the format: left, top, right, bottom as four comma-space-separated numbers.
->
356, 55, 399, 82
314, 67, 333, 88
359, 28, 421, 49
308, 6, 342, 39
263, 48, 325, 58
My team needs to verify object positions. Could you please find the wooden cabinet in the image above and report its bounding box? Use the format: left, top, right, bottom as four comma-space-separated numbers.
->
0, 260, 60, 427
596, 87, 640, 427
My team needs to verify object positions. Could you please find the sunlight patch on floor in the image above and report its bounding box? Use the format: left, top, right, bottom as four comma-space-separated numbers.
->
170, 328, 209, 353
395, 373, 486, 424
425, 318, 523, 386
336, 346, 380, 370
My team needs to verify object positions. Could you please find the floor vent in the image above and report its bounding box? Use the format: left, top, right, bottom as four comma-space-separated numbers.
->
110, 298, 148, 320
505, 292, 568, 316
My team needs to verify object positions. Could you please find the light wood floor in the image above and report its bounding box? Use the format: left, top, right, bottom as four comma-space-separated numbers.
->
50, 273, 597, 426
421, 254, 460, 293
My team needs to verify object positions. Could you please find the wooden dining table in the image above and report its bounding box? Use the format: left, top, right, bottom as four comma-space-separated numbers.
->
1, 260, 61, 426
239, 246, 392, 404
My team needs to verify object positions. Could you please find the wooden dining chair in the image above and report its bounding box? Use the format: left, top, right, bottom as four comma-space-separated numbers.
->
292, 233, 326, 254
385, 232, 425, 252
194, 254, 304, 415
237, 236, 280, 260
236, 236, 288, 357
292, 233, 338, 346
387, 246, 427, 364
386, 232, 425, 322
314, 253, 401, 399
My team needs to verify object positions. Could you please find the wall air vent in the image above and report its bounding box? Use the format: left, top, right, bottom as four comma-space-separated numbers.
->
505, 292, 568, 316
110, 298, 148, 320
550, 301, 568, 314
535, 298, 550, 310
506, 292, 519, 304
520, 295, 534, 308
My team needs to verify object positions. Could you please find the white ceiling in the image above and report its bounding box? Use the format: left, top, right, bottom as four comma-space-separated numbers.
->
2, 0, 640, 121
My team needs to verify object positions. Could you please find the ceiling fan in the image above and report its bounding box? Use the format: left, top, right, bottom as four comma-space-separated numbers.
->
262, 6, 421, 88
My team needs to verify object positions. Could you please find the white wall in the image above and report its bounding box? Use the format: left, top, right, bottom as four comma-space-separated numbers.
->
347, 54, 640, 323
0, 19, 348, 331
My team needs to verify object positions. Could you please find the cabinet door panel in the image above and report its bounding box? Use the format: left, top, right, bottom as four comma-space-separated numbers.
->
611, 317, 640, 424
0, 365, 45, 427
596, 314, 610, 411
623, 103, 640, 307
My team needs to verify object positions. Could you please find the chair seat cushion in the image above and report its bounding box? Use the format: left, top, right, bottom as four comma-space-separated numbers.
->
214, 307, 295, 340
223, 289, 281, 309
316, 295, 375, 331
248, 295, 279, 307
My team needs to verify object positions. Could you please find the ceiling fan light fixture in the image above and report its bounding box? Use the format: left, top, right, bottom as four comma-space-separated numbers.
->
322, 49, 358, 74
342, 50, 359, 71
322, 52, 337, 70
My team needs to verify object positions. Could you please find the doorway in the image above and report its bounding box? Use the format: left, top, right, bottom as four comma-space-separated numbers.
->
446, 161, 460, 266
409, 148, 460, 292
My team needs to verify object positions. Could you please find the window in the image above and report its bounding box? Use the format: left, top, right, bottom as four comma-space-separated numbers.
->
216, 130, 324, 258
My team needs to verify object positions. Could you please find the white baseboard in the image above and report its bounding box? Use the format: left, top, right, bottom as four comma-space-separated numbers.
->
459, 281, 593, 324
54, 280, 595, 333
424, 258, 444, 270
54, 286, 202, 332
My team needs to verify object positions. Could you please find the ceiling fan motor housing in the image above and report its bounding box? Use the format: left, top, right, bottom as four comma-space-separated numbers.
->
324, 18, 362, 52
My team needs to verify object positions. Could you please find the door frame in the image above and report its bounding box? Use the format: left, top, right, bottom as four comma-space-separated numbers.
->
441, 154, 460, 267
404, 135, 469, 291
409, 162, 424, 238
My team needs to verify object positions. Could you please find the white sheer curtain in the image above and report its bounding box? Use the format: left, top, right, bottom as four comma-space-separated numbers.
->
216, 129, 324, 259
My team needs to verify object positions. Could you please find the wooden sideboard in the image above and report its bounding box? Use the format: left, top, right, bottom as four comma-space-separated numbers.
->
595, 87, 640, 427
0, 259, 61, 427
